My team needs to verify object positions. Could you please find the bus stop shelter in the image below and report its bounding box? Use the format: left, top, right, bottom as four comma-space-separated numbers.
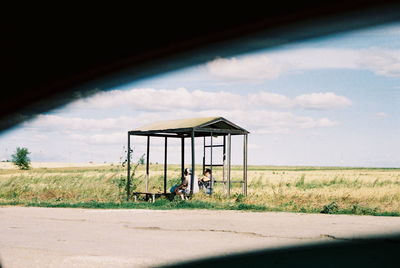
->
127, 117, 249, 200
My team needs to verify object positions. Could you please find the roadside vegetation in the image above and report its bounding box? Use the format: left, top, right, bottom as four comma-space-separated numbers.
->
0, 164, 399, 216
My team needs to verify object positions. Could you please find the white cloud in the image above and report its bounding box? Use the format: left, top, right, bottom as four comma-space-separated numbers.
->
249, 109, 333, 132
172, 109, 338, 134
317, 118, 338, 127
207, 48, 359, 80
71, 88, 243, 111
30, 88, 348, 142
274, 48, 359, 70
294, 92, 352, 110
69, 133, 125, 145
207, 56, 285, 80
69, 88, 351, 112
373, 112, 388, 118
249, 92, 293, 109
19, 88, 346, 153
206, 48, 400, 80
25, 115, 131, 132
23, 108, 339, 146
359, 49, 400, 77
23, 113, 169, 133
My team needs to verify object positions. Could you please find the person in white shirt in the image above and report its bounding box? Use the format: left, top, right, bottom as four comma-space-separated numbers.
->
173, 168, 199, 200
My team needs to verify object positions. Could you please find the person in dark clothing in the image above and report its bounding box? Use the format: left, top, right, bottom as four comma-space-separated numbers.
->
198, 168, 212, 195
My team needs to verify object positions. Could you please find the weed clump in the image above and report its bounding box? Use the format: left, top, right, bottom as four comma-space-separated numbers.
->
321, 202, 339, 214
295, 174, 306, 188
351, 204, 378, 215
234, 193, 246, 203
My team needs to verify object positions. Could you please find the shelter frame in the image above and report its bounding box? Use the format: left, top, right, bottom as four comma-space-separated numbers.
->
127, 117, 249, 201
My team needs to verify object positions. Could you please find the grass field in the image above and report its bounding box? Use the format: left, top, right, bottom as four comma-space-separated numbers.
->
0, 163, 399, 216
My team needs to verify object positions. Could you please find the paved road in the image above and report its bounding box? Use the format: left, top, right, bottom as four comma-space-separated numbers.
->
1, 207, 400, 267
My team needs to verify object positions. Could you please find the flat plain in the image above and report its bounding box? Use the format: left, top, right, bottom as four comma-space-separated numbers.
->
0, 163, 399, 215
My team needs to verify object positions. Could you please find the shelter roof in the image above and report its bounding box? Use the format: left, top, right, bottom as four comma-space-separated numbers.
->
129, 117, 249, 137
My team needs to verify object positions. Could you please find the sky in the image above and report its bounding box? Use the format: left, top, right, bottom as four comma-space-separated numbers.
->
1, 23, 400, 167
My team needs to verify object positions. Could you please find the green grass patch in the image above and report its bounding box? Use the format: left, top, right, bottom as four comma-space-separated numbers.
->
0, 199, 271, 211
0, 199, 398, 217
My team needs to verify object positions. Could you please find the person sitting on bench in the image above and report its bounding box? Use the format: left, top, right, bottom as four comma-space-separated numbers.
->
173, 168, 199, 200
198, 168, 213, 195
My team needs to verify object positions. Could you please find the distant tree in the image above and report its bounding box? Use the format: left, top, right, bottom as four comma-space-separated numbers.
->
11, 147, 31, 170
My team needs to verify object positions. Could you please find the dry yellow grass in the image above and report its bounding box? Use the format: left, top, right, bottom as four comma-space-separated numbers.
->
0, 164, 399, 214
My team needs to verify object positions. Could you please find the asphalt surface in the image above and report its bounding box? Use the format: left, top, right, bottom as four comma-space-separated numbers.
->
1, 207, 400, 267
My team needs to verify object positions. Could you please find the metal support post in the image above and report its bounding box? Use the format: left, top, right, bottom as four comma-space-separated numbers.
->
210, 132, 213, 190
227, 133, 231, 196
190, 131, 195, 195
203, 136, 205, 174
127, 133, 131, 201
181, 137, 185, 180
243, 134, 248, 196
146, 136, 150, 192
164, 137, 167, 194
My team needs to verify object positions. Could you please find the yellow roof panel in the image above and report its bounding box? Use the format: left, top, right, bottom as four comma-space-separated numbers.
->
134, 117, 221, 131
